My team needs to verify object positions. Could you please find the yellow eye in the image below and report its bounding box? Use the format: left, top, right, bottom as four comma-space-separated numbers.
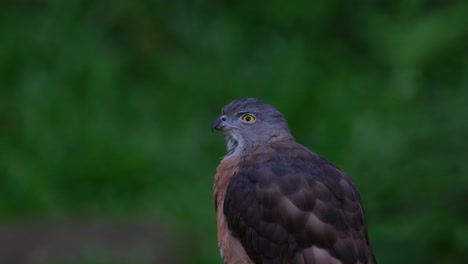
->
241, 114, 255, 123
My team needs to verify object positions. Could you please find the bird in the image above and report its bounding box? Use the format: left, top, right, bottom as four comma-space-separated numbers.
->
212, 98, 376, 264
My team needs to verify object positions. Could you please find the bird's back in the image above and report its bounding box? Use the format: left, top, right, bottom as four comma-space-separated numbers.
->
223, 140, 376, 264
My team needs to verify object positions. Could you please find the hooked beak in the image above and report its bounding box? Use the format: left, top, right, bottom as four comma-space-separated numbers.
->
212, 115, 227, 132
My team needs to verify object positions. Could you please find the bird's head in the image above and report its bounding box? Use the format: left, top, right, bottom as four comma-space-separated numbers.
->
212, 98, 294, 156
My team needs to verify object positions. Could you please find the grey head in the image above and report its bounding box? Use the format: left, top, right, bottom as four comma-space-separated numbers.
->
212, 98, 294, 156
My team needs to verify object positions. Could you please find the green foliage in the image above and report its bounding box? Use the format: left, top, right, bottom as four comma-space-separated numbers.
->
1, 0, 467, 263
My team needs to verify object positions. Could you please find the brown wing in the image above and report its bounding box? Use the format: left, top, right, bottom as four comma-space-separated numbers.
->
223, 142, 376, 264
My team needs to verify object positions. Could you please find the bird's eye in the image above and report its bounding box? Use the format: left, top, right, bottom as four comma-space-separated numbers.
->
241, 114, 255, 123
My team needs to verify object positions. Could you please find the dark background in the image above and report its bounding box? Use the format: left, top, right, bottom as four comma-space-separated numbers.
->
1, 1, 468, 263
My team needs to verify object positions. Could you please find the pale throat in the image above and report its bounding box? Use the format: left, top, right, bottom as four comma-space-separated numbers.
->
225, 133, 245, 157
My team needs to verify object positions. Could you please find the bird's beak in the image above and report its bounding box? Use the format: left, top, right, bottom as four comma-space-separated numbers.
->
212, 115, 226, 132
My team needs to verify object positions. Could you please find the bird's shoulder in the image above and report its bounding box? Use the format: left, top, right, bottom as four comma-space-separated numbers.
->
237, 140, 352, 192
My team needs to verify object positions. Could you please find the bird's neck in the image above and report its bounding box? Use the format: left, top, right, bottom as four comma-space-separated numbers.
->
225, 133, 294, 158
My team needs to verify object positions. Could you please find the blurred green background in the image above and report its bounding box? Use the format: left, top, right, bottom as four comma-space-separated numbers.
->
1, 0, 468, 263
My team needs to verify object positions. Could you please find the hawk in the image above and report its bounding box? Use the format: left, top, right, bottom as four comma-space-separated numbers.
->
212, 98, 376, 264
